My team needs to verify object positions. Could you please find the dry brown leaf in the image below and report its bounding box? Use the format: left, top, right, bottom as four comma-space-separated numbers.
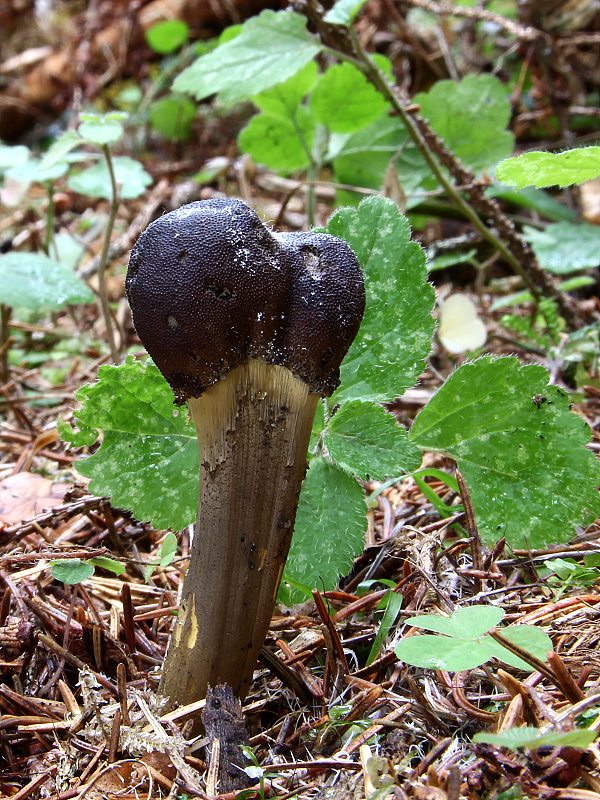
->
0, 472, 68, 525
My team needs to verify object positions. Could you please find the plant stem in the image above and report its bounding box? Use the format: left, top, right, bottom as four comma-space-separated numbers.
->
345, 29, 542, 292
97, 145, 119, 361
299, 2, 577, 326
306, 161, 318, 227
0, 304, 11, 384
44, 182, 54, 256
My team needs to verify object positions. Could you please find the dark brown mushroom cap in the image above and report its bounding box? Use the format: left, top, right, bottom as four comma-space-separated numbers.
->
126, 198, 365, 402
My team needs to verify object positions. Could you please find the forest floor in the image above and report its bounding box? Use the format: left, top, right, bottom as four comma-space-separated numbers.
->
1, 1, 600, 799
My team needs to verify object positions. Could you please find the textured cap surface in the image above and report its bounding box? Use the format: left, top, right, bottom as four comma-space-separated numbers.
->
126, 198, 365, 401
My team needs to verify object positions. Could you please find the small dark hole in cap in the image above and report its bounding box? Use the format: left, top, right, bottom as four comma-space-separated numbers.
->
206, 282, 235, 301
178, 250, 188, 263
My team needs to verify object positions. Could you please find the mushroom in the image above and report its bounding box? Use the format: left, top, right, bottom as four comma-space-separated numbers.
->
126, 198, 365, 707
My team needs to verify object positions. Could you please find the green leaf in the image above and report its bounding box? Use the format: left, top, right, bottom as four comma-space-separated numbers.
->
326, 196, 435, 403
68, 156, 152, 200
89, 556, 125, 575
396, 607, 549, 672
67, 357, 198, 531
0, 144, 30, 171
474, 727, 597, 751
253, 61, 318, 117
496, 147, 600, 189
239, 106, 315, 173
410, 356, 600, 547
310, 63, 388, 133
309, 400, 325, 455
78, 112, 127, 146
416, 74, 514, 173
324, 0, 369, 24
487, 625, 553, 670
144, 530, 179, 581
7, 158, 67, 184
53, 231, 85, 270
145, 19, 189, 54
327, 401, 421, 479
159, 531, 178, 566
333, 114, 430, 202
408, 606, 504, 639
39, 131, 83, 170
0, 252, 93, 312
114, 84, 143, 111
428, 249, 477, 272
283, 457, 366, 602
488, 184, 577, 223
50, 559, 95, 585
490, 276, 595, 310
395, 634, 495, 671
239, 63, 318, 172
173, 10, 321, 105
150, 94, 196, 140
367, 590, 403, 666
58, 415, 99, 447
522, 222, 600, 274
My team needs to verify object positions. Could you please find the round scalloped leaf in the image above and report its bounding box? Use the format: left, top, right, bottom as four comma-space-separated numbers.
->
68, 156, 152, 200
410, 356, 600, 547
145, 19, 189, 54
0, 252, 93, 312
416, 74, 514, 173
66, 357, 199, 531
50, 559, 95, 585
310, 63, 388, 133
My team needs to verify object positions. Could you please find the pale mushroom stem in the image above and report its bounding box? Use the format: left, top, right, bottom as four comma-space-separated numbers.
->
159, 359, 318, 706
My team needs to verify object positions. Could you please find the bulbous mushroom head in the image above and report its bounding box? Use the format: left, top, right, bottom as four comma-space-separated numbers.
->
126, 198, 365, 401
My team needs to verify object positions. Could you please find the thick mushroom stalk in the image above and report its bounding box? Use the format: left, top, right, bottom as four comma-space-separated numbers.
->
126, 198, 364, 706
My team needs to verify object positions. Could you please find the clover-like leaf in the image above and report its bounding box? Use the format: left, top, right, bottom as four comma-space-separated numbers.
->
78, 112, 127, 146
68, 156, 152, 200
